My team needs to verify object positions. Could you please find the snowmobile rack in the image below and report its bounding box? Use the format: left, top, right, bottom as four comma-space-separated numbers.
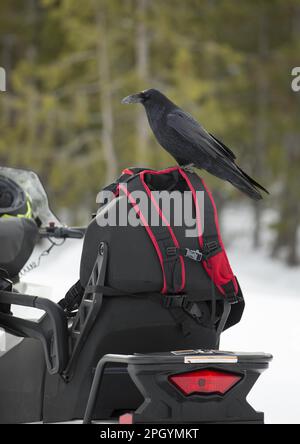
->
0, 290, 68, 375
62, 242, 109, 381
83, 351, 272, 425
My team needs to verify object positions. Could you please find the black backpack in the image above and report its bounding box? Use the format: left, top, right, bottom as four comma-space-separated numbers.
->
54, 168, 244, 420
62, 167, 244, 333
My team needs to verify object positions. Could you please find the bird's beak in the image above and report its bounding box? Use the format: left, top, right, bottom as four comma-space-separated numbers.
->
121, 92, 143, 104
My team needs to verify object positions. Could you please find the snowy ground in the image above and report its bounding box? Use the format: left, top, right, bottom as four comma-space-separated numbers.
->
1, 204, 299, 424
221, 206, 300, 425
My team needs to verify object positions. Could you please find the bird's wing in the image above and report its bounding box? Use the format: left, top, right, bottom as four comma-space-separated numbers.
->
167, 109, 268, 200
167, 109, 236, 161
208, 133, 236, 160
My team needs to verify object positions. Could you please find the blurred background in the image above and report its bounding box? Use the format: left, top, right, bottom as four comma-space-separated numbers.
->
1, 1, 299, 423
0, 0, 299, 267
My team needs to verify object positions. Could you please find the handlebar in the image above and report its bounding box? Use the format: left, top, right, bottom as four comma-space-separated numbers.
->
39, 225, 86, 240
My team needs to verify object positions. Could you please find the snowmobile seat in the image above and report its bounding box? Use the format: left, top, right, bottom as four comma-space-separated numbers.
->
41, 240, 232, 423
40, 168, 244, 422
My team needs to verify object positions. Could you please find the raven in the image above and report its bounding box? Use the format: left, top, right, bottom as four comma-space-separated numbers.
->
122, 88, 269, 200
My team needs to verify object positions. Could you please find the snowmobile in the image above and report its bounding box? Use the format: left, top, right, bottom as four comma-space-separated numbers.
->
0, 166, 272, 424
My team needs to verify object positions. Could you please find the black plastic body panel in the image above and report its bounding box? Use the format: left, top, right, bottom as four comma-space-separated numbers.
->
0, 218, 38, 279
42, 296, 218, 422
128, 357, 270, 424
0, 338, 46, 424
83, 352, 272, 425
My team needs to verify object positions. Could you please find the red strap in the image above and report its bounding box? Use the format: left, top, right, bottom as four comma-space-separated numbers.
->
178, 169, 238, 296
121, 168, 135, 176
118, 182, 168, 294
178, 169, 204, 249
139, 170, 186, 293
119, 166, 237, 298
200, 177, 238, 295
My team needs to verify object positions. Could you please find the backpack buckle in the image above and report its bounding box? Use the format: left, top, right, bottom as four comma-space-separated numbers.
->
226, 293, 239, 305
166, 247, 177, 257
203, 241, 221, 258
163, 294, 187, 309
184, 248, 203, 262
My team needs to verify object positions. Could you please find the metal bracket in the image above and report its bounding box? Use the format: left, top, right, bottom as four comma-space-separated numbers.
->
63, 242, 108, 381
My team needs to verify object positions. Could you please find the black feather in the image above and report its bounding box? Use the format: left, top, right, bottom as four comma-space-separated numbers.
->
123, 88, 269, 200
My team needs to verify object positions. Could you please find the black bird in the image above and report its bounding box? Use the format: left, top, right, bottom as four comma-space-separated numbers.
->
122, 88, 269, 200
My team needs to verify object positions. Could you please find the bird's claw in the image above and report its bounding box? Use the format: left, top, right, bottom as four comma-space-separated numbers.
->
180, 164, 195, 173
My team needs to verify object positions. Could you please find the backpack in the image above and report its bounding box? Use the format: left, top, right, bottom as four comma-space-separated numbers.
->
62, 166, 244, 332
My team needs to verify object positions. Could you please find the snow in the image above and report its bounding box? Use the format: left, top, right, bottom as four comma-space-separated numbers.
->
221, 205, 300, 425
1, 204, 300, 424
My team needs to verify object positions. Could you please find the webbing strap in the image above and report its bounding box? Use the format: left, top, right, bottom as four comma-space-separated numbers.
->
85, 285, 131, 296
102, 167, 153, 195
151, 230, 183, 294
178, 169, 239, 303
119, 166, 238, 303
139, 168, 189, 294
121, 169, 185, 294
59, 280, 85, 315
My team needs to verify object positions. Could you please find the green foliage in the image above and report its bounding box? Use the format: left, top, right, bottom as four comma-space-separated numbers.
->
0, 0, 299, 263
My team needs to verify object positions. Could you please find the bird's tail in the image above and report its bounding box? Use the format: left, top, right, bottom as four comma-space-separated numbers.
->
228, 166, 269, 201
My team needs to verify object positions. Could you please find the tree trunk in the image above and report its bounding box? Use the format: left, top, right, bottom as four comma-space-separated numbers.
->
96, 10, 118, 183
252, 11, 269, 248
25, 0, 39, 167
272, 133, 300, 266
136, 0, 150, 165
271, 5, 300, 266
287, 221, 299, 266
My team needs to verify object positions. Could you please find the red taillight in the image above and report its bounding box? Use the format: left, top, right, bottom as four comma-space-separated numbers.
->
119, 413, 133, 424
169, 369, 242, 396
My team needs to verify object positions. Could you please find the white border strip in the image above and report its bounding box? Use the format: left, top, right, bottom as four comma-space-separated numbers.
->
184, 355, 238, 364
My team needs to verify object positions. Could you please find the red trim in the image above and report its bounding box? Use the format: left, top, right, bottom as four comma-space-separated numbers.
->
179, 169, 238, 296
178, 169, 225, 292
114, 169, 135, 197
114, 184, 120, 197
200, 178, 238, 294
122, 168, 135, 176
120, 166, 238, 297
140, 170, 186, 292
178, 169, 204, 249
119, 183, 168, 294
140, 174, 179, 245
200, 178, 225, 250
139, 166, 180, 177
